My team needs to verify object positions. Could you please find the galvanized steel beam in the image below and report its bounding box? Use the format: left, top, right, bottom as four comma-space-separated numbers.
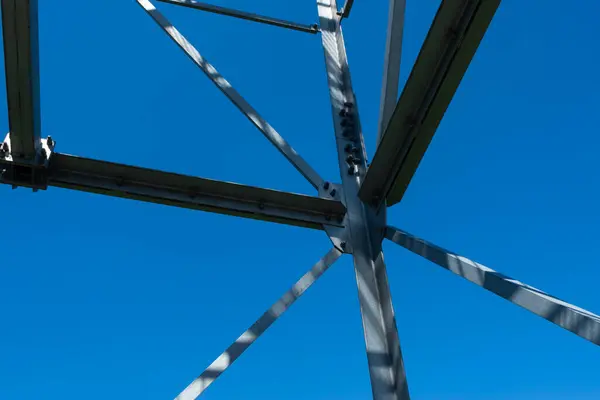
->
1, 0, 42, 161
376, 0, 406, 147
174, 248, 343, 399
46, 153, 346, 230
137, 0, 325, 190
317, 1, 410, 398
386, 226, 600, 346
360, 0, 501, 208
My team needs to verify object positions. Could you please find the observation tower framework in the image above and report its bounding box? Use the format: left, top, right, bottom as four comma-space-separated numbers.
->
1, 0, 599, 399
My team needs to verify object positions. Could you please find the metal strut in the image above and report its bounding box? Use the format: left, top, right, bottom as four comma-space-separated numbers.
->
137, 0, 325, 190
1, 0, 41, 161
376, 0, 406, 147
360, 0, 501, 208
156, 0, 319, 34
317, 1, 410, 399
174, 248, 343, 399
385, 226, 600, 346
46, 153, 346, 230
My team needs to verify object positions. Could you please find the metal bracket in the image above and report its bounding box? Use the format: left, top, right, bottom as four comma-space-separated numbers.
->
0, 133, 55, 190
318, 180, 353, 253
338, 0, 354, 20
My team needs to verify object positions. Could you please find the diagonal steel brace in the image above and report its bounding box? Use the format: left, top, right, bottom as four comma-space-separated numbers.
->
136, 0, 324, 190
386, 226, 600, 346
174, 248, 343, 399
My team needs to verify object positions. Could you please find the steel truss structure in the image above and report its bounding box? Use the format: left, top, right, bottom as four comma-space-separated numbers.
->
1, 0, 598, 398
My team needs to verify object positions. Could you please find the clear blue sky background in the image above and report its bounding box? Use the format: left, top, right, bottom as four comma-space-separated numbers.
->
1, 0, 599, 399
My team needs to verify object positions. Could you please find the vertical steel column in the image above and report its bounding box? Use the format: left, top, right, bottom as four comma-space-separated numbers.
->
317, 1, 410, 399
1, 0, 42, 160
376, 0, 406, 147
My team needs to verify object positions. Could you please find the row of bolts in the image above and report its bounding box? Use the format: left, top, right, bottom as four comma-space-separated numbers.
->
339, 101, 362, 176
322, 101, 363, 198
330, 102, 363, 250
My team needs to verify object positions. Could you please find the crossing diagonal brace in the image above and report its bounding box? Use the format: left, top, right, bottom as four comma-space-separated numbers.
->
137, 0, 324, 190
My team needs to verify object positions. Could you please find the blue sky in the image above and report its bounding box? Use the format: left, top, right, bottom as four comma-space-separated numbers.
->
1, 0, 599, 399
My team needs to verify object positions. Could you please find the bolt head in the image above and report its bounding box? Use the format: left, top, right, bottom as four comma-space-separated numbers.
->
342, 128, 354, 138
323, 181, 330, 190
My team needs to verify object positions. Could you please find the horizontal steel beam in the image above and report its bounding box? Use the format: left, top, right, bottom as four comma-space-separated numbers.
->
385, 226, 600, 346
156, 0, 318, 34
175, 247, 343, 400
45, 153, 346, 230
360, 0, 501, 208
1, 0, 41, 160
